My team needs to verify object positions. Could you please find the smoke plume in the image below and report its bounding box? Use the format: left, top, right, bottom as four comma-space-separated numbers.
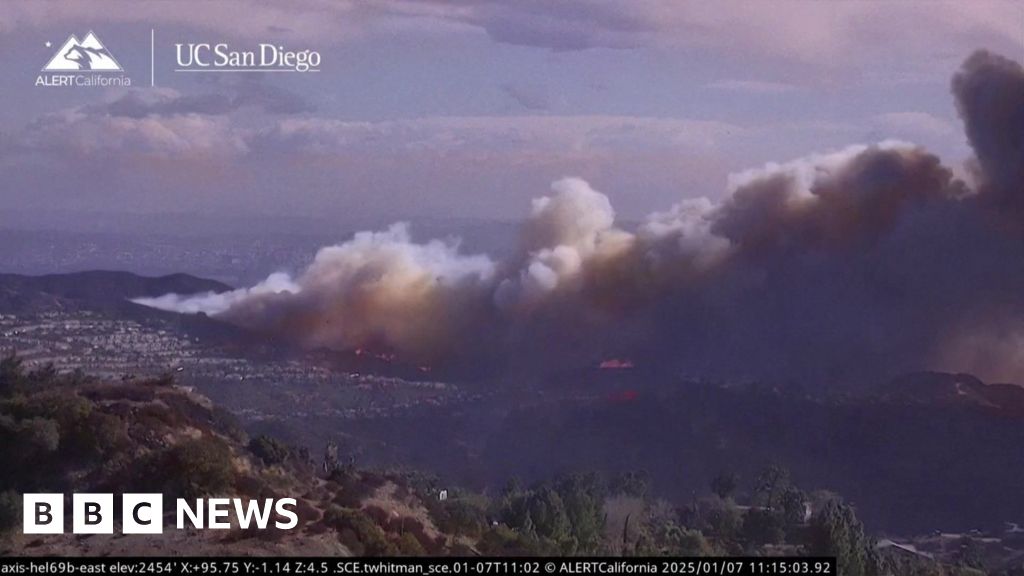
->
136, 50, 1024, 384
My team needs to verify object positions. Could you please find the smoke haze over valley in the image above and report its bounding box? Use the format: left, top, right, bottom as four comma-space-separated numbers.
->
137, 51, 1024, 386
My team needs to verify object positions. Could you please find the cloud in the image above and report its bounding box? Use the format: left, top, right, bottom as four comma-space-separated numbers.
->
10, 80, 310, 158
19, 108, 248, 156
0, 89, 750, 218
8, 94, 743, 164
251, 115, 743, 156
501, 82, 552, 111
706, 80, 800, 95
429, 0, 654, 51
101, 80, 313, 119
3, 0, 1020, 73
0, 1, 376, 43
871, 112, 958, 140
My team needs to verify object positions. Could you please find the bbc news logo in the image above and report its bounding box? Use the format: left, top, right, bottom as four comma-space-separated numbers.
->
23, 494, 298, 534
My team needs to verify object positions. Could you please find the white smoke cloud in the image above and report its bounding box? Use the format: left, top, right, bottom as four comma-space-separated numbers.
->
210, 223, 497, 361
497, 178, 633, 309
133, 272, 299, 314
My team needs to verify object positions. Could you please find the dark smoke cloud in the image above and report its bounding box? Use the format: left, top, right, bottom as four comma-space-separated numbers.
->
953, 50, 1024, 213
136, 50, 1024, 385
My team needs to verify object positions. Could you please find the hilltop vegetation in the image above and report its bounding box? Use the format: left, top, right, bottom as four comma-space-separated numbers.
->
0, 353, 1014, 574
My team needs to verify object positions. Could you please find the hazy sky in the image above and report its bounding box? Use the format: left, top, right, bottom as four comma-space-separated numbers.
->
0, 0, 1021, 224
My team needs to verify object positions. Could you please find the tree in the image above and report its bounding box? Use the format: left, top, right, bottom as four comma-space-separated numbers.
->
525, 487, 570, 543
808, 500, 877, 576
953, 537, 985, 570
711, 472, 739, 500
27, 363, 57, 387
780, 486, 808, 527
742, 508, 785, 546
555, 473, 607, 553
521, 512, 538, 540
433, 497, 488, 537
753, 464, 792, 510
642, 502, 715, 556
501, 477, 581, 545
696, 496, 743, 543
502, 477, 523, 498
612, 471, 649, 499
0, 352, 25, 396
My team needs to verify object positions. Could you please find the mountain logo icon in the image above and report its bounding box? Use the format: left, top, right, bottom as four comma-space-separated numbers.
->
42, 32, 123, 72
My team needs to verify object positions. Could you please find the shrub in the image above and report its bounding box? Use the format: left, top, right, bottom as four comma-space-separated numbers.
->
81, 383, 156, 403
611, 471, 649, 499
743, 508, 785, 546
673, 527, 714, 556
0, 414, 63, 491
0, 490, 19, 533
330, 469, 378, 508
711, 472, 739, 500
19, 417, 60, 454
395, 532, 427, 556
478, 525, 559, 556
73, 411, 128, 459
133, 403, 180, 431
697, 496, 743, 542
249, 435, 291, 466
0, 352, 25, 397
20, 392, 125, 460
323, 506, 395, 556
431, 497, 488, 537
211, 407, 248, 444
141, 437, 236, 499
637, 523, 714, 556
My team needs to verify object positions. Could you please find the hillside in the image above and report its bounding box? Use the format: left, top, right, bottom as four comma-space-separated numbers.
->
0, 271, 230, 308
0, 361, 452, 556
1, 357, 1020, 571
881, 372, 1024, 418
0, 271, 256, 351
0, 366, 336, 555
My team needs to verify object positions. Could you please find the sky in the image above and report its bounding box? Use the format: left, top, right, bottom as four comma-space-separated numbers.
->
0, 0, 1021, 225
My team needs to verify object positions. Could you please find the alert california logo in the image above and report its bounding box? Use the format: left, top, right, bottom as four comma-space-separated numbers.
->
36, 31, 132, 87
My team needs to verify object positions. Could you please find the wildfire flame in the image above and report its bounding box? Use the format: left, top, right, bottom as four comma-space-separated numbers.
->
608, 390, 639, 402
